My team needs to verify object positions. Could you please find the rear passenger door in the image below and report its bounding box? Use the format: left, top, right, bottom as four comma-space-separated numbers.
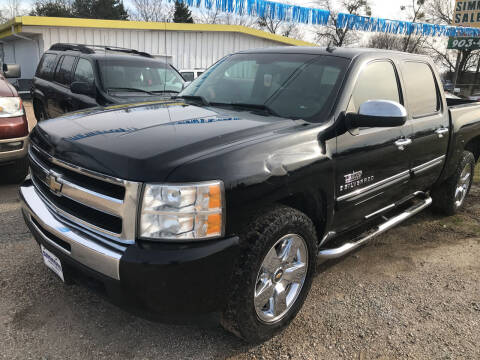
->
50, 55, 77, 117
400, 61, 449, 190
70, 58, 98, 111
333, 60, 414, 232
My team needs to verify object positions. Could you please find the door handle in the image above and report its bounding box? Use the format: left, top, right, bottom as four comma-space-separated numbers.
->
394, 138, 412, 151
435, 127, 449, 138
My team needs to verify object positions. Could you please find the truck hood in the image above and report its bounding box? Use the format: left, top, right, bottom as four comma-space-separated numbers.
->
31, 100, 296, 181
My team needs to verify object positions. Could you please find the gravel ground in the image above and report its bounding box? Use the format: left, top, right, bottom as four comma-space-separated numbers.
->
1, 180, 479, 360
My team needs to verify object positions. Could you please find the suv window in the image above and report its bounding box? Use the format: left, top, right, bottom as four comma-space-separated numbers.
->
181, 72, 194, 82
349, 61, 400, 112
54, 55, 76, 85
402, 61, 439, 117
36, 53, 57, 79
74, 58, 94, 84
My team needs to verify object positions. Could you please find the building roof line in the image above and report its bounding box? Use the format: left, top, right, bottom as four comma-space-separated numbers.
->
0, 16, 316, 47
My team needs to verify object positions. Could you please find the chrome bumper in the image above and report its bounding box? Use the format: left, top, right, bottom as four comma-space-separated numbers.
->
20, 183, 123, 280
0, 135, 29, 162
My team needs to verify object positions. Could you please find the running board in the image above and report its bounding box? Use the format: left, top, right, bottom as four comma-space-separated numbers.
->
318, 196, 432, 260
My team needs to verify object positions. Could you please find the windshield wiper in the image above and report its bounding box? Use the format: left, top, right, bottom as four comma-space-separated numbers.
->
175, 95, 210, 106
210, 102, 279, 117
107, 87, 155, 95
150, 90, 180, 94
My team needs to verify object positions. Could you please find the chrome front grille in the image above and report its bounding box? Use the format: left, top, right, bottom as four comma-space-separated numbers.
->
28, 144, 141, 244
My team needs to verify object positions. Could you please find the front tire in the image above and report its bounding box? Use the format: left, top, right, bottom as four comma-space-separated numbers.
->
432, 150, 475, 215
221, 206, 318, 343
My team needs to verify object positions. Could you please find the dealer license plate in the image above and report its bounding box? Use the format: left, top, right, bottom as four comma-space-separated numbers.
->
41, 245, 64, 282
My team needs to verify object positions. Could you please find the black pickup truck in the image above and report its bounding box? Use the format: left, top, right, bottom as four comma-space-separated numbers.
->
20, 47, 480, 342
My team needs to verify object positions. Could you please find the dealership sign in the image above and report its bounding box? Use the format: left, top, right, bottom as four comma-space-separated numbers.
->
454, 0, 480, 27
447, 36, 480, 49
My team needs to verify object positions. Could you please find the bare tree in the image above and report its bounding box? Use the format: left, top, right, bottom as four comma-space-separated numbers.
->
253, 1, 302, 39
0, 0, 27, 22
422, 0, 479, 85
399, 0, 428, 53
131, 0, 173, 22
194, 7, 256, 27
314, 0, 371, 47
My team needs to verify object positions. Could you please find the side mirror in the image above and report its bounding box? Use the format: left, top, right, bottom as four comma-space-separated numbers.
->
347, 100, 407, 128
3, 64, 21, 78
182, 81, 192, 90
70, 81, 96, 97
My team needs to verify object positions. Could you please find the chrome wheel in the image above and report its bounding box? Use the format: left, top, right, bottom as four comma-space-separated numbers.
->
254, 234, 308, 323
454, 163, 472, 208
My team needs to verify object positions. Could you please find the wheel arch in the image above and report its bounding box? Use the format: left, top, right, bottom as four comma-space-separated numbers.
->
277, 190, 327, 243
464, 136, 480, 162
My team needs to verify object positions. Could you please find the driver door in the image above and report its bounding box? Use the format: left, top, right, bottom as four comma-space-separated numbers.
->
332, 60, 414, 232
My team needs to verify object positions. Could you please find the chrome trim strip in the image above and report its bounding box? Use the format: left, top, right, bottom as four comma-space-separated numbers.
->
30, 148, 123, 216
337, 170, 410, 202
20, 184, 123, 280
412, 155, 445, 175
319, 196, 432, 260
365, 203, 395, 219
29, 145, 141, 243
31, 175, 123, 238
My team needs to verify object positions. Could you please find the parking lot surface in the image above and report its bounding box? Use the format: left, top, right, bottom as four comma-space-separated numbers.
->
1, 176, 479, 359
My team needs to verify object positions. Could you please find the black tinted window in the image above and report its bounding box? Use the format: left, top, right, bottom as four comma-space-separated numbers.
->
37, 53, 57, 79
181, 72, 194, 81
54, 55, 76, 85
402, 62, 439, 117
181, 53, 349, 121
350, 61, 400, 112
74, 58, 94, 84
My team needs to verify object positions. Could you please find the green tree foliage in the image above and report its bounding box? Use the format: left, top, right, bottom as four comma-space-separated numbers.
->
30, 0, 74, 17
173, 1, 193, 23
72, 0, 128, 20
29, 0, 129, 19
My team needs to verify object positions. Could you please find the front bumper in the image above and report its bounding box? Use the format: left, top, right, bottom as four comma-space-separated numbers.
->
0, 135, 28, 163
20, 181, 240, 317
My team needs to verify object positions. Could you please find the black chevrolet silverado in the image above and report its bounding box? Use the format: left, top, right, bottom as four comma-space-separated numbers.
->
20, 47, 480, 342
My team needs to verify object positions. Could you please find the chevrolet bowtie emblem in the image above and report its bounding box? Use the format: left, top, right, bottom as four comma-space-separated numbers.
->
47, 172, 63, 194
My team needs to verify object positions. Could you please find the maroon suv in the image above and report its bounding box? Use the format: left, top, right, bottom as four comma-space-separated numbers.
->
0, 64, 29, 183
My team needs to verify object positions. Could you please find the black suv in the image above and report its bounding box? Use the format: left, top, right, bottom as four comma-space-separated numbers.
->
31, 43, 185, 121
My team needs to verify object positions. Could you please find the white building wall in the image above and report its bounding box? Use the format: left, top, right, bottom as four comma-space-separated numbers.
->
22, 25, 289, 70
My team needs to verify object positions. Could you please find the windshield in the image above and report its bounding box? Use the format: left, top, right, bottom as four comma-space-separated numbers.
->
99, 59, 184, 95
180, 53, 349, 120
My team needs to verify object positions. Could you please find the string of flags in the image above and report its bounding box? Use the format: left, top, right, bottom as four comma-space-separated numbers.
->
170, 0, 480, 37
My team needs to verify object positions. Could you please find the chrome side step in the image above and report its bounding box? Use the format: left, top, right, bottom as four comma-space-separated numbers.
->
318, 196, 432, 260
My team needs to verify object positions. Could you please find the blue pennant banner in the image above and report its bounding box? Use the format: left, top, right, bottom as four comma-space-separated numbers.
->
336, 12, 480, 37
171, 0, 480, 37
172, 0, 330, 25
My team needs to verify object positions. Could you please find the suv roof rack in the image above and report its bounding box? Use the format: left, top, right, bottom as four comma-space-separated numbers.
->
49, 43, 153, 58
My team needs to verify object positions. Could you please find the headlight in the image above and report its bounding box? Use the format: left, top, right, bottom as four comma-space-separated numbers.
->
0, 97, 24, 118
140, 181, 224, 240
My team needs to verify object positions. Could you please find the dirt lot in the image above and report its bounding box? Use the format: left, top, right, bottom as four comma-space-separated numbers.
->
1, 105, 479, 359
0, 178, 479, 360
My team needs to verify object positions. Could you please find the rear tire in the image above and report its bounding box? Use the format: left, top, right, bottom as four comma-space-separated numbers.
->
221, 205, 318, 343
432, 150, 475, 215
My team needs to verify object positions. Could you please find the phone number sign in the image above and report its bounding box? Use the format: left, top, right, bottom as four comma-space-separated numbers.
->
448, 37, 480, 50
